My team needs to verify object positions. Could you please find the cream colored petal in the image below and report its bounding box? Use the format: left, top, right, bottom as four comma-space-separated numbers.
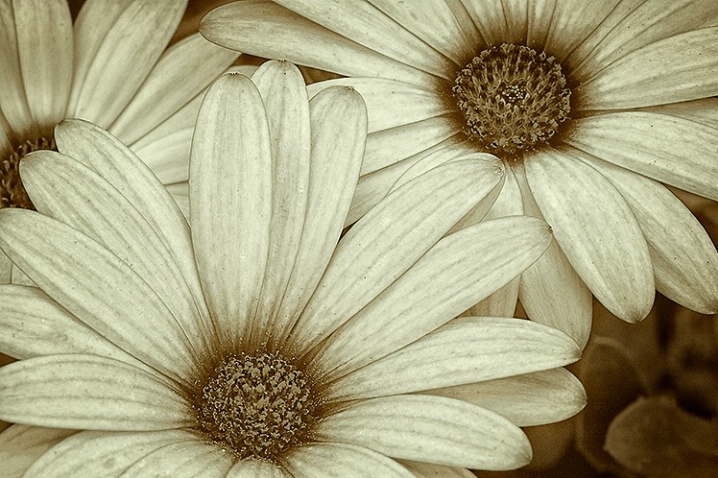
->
291, 159, 505, 354
0, 355, 189, 430
226, 460, 289, 478
0, 284, 148, 368
398, 461, 475, 478
577, 27, 718, 109
525, 148, 654, 323
582, 156, 718, 314
461, 0, 526, 46
270, 87, 367, 346
327, 317, 580, 400
0, 1, 32, 134
0, 425, 76, 478
642, 97, 718, 129
308, 77, 453, 135
514, 163, 592, 348
128, 127, 193, 185
68, 0, 187, 127
428, 368, 586, 427
0, 209, 196, 380
13, 0, 72, 128
568, 112, 718, 201
190, 73, 272, 345
0, 250, 11, 284
284, 443, 415, 478
201, 0, 436, 86
571, 0, 718, 80
317, 395, 531, 470
23, 429, 190, 478
53, 120, 203, 309
109, 33, 239, 145
311, 216, 552, 381
118, 439, 234, 478
249, 61, 312, 344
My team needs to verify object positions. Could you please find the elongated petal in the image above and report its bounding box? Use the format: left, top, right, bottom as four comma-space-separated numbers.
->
119, 439, 234, 478
22, 429, 189, 478
569, 112, 718, 202
53, 120, 202, 308
190, 73, 272, 344
514, 163, 592, 348
328, 317, 580, 400
128, 127, 193, 185
584, 156, 718, 313
249, 61, 311, 342
291, 159, 505, 354
226, 460, 289, 478
21, 152, 208, 347
0, 425, 75, 478
429, 368, 586, 427
398, 461, 475, 478
0, 209, 195, 379
201, 0, 435, 86
525, 148, 654, 322
461, 0, 523, 46
109, 33, 239, 144
0, 355, 189, 430
578, 27, 718, 109
317, 395, 531, 470
284, 443, 414, 478
271, 87, 367, 345
68, 0, 187, 127
311, 216, 552, 380
0, 1, 32, 134
13, 0, 72, 127
0, 285, 145, 366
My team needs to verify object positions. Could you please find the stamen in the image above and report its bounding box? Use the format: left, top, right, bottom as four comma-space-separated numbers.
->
452, 43, 572, 159
193, 352, 317, 461
1, 136, 56, 210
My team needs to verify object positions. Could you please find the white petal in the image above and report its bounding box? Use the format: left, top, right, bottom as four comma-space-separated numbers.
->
13, 0, 72, 128
270, 87, 367, 345
317, 395, 531, 470
249, 61, 312, 344
461, 0, 523, 46
226, 460, 289, 478
578, 27, 718, 109
109, 33, 239, 144
0, 284, 146, 367
291, 159, 505, 354
0, 2, 32, 134
0, 425, 75, 478
23, 429, 189, 478
524, 148, 654, 322
68, 0, 187, 127
0, 209, 196, 379
327, 317, 580, 400
311, 216, 552, 381
398, 461, 475, 478
582, 156, 718, 313
190, 72, 272, 345
428, 368, 587, 427
127, 126, 193, 185
514, 163, 592, 348
0, 250, 12, 284
284, 443, 414, 478
118, 439, 234, 478
568, 112, 718, 202
200, 0, 435, 86
0, 355, 189, 430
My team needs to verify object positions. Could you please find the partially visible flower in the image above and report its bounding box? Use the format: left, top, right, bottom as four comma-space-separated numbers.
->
0, 0, 239, 282
0, 61, 584, 476
201, 0, 718, 346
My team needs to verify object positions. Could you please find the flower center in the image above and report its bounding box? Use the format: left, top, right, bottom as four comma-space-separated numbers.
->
452, 43, 572, 158
194, 352, 317, 461
1, 136, 56, 210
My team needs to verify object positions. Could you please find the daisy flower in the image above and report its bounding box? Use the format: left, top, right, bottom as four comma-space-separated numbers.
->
0, 61, 584, 476
201, 0, 718, 344
0, 0, 239, 282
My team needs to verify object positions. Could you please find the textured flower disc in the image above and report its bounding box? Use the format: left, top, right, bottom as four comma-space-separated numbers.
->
1, 136, 55, 210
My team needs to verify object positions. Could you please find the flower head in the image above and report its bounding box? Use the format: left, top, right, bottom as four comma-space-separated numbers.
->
0, 0, 239, 281
201, 0, 718, 344
0, 61, 583, 476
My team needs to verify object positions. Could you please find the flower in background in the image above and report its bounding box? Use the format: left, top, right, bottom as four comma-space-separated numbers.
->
0, 0, 239, 282
0, 62, 584, 477
202, 0, 718, 346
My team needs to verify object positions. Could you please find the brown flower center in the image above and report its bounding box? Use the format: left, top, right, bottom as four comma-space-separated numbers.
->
194, 352, 317, 461
452, 43, 572, 159
1, 136, 56, 210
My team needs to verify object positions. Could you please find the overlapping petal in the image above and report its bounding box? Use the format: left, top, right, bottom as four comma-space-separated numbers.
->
0, 425, 75, 478
284, 443, 415, 478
